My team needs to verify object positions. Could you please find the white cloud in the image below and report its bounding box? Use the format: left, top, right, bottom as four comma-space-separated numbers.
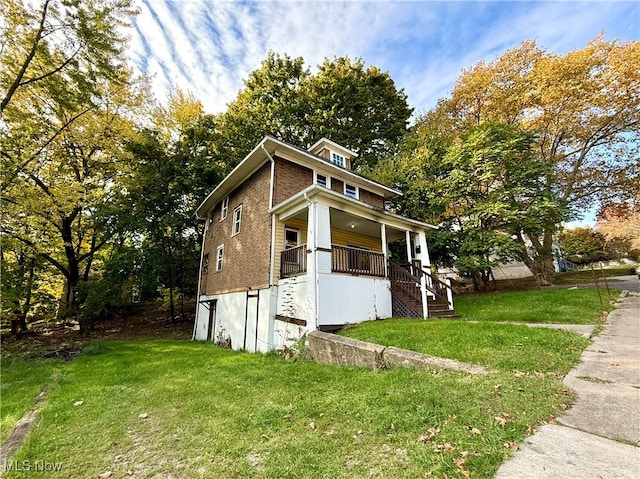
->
127, 0, 639, 115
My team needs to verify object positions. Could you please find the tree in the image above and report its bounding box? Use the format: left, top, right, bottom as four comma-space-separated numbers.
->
431, 35, 640, 282
216, 52, 412, 169
302, 57, 414, 170
558, 227, 609, 265
1, 0, 145, 328
375, 122, 561, 290
596, 199, 640, 256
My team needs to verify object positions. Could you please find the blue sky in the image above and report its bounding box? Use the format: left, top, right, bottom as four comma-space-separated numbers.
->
128, 0, 639, 115
128, 1, 639, 226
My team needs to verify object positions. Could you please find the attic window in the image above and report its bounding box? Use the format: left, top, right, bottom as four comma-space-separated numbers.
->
331, 153, 345, 168
345, 184, 358, 199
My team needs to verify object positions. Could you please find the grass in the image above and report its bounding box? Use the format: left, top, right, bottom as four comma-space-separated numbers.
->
1, 288, 611, 478
0, 356, 63, 444
454, 288, 617, 324
3, 337, 580, 479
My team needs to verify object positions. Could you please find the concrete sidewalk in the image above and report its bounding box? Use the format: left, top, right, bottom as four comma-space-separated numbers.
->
494, 292, 640, 479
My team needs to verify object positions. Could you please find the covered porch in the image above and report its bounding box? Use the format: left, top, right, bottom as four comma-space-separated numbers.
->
271, 186, 455, 325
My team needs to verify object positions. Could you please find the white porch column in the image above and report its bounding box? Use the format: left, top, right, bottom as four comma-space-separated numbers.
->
381, 223, 388, 278
405, 230, 413, 264
305, 200, 332, 332
416, 230, 431, 270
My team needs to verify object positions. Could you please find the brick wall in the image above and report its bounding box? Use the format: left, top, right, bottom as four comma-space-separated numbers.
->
359, 188, 385, 209
201, 162, 272, 294
273, 156, 313, 205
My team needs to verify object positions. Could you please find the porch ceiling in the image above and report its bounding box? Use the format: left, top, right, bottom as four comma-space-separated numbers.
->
287, 208, 407, 242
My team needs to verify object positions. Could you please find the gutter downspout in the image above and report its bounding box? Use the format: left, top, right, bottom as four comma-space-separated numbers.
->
192, 215, 210, 340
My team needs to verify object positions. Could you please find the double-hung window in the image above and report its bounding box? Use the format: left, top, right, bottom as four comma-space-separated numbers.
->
220, 196, 229, 220
232, 205, 242, 235
215, 245, 224, 272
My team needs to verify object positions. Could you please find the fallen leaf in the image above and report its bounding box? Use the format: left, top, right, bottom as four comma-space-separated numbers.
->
309, 422, 316, 430
126, 471, 133, 476
504, 441, 519, 451
453, 457, 470, 478
502, 412, 511, 418
418, 427, 440, 443
283, 413, 293, 419
139, 413, 149, 419
73, 401, 84, 407
390, 423, 396, 432
434, 443, 456, 453
494, 416, 507, 427
469, 427, 481, 435
99, 472, 112, 479
514, 370, 525, 378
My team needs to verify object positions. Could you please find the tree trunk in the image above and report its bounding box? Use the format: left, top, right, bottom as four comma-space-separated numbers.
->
18, 258, 36, 332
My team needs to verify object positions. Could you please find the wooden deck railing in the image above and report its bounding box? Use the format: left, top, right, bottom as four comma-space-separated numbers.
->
331, 245, 385, 277
412, 260, 454, 310
280, 244, 307, 278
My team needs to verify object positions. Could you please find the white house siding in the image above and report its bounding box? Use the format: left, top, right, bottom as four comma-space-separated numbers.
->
317, 274, 392, 326
195, 287, 276, 353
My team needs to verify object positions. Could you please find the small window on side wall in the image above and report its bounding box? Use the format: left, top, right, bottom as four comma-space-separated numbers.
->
203, 253, 209, 273
345, 184, 357, 199
220, 196, 229, 220
215, 245, 224, 272
232, 205, 242, 235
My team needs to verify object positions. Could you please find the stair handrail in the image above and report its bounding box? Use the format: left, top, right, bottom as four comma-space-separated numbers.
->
411, 260, 454, 310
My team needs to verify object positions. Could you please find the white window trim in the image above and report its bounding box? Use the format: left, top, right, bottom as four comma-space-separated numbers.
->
215, 245, 224, 272
284, 227, 300, 249
344, 183, 358, 199
232, 205, 242, 236
220, 196, 229, 221
314, 171, 331, 189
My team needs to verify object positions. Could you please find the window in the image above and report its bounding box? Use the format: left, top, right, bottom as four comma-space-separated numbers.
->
331, 152, 345, 168
220, 196, 229, 220
284, 227, 300, 249
203, 253, 209, 273
345, 184, 357, 199
232, 205, 242, 235
215, 245, 224, 272
316, 173, 328, 188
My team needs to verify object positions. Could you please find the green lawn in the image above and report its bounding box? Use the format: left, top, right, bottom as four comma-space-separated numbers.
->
0, 289, 608, 478
3, 335, 581, 479
454, 288, 617, 324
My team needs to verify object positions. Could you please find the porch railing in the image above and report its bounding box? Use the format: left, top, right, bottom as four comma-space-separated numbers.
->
412, 260, 454, 310
280, 244, 307, 278
280, 244, 386, 278
332, 245, 385, 277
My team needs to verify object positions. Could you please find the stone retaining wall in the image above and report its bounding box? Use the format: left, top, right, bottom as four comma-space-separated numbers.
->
307, 330, 493, 374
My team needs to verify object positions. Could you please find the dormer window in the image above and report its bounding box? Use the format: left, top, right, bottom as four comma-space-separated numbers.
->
331, 153, 345, 168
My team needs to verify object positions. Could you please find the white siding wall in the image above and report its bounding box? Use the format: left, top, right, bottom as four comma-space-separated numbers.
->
317, 274, 392, 325
194, 288, 276, 353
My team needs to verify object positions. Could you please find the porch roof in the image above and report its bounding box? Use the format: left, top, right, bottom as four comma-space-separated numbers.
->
270, 184, 438, 233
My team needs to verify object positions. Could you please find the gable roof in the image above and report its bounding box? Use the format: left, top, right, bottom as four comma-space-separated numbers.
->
195, 135, 401, 219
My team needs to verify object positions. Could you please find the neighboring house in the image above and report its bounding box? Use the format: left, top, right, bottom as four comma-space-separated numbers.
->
193, 136, 455, 352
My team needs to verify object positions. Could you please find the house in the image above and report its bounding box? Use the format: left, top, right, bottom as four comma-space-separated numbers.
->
192, 136, 455, 352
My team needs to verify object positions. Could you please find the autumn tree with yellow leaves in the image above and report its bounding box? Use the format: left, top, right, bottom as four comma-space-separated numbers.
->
384, 35, 639, 283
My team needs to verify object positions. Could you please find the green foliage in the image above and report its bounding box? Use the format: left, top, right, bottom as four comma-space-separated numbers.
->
217, 52, 413, 169
376, 122, 564, 289
558, 227, 630, 265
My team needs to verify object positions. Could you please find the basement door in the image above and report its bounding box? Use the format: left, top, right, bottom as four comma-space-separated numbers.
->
243, 290, 260, 352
